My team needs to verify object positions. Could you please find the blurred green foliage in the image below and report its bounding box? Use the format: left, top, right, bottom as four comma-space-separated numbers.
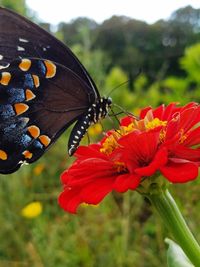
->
0, 1, 200, 267
56, 5, 200, 88
0, 0, 27, 15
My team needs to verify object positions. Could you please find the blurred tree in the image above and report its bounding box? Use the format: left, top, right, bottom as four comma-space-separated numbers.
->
93, 16, 147, 88
170, 5, 200, 32
69, 24, 110, 89
160, 6, 200, 77
92, 6, 200, 86
57, 17, 98, 46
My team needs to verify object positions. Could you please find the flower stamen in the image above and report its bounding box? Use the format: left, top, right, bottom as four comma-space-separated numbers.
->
179, 129, 187, 144
114, 161, 127, 173
100, 132, 120, 155
146, 118, 167, 130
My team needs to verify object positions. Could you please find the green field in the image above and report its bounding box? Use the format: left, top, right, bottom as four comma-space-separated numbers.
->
0, 1, 200, 266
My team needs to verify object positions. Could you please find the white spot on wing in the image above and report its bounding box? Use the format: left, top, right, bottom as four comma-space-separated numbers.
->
0, 63, 9, 69
17, 46, 25, 51
0, 55, 3, 60
19, 38, 29, 43
43, 47, 47, 51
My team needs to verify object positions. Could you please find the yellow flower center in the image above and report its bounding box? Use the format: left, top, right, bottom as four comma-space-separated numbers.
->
159, 129, 166, 142
100, 115, 168, 156
145, 118, 167, 129
121, 122, 136, 134
100, 131, 120, 155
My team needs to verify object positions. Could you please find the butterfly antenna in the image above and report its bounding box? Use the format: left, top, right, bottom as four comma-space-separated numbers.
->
107, 68, 142, 97
107, 80, 130, 97
111, 103, 139, 120
109, 108, 120, 125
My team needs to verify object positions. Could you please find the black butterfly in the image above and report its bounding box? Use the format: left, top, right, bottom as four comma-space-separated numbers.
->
0, 7, 112, 174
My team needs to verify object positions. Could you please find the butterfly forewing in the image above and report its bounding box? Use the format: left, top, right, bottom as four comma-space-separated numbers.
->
0, 58, 93, 173
0, 7, 99, 99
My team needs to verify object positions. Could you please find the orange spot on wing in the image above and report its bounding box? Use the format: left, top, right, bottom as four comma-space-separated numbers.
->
19, 59, 31, 71
23, 150, 33, 159
25, 89, 36, 101
14, 103, 29, 115
0, 72, 11, 85
0, 150, 7, 160
39, 135, 51, 147
44, 60, 56, 78
28, 125, 40, 138
32, 75, 40, 88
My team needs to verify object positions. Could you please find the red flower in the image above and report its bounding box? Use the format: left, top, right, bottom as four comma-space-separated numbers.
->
59, 103, 200, 213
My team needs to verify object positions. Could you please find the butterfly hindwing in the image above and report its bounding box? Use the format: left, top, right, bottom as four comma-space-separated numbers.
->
0, 58, 94, 174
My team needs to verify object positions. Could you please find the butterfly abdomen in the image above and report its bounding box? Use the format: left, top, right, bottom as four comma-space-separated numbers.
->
68, 97, 112, 156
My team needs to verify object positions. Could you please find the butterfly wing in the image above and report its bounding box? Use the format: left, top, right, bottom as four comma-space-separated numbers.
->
0, 58, 93, 174
0, 7, 99, 99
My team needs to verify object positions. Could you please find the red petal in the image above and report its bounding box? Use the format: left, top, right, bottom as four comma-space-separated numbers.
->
119, 130, 160, 173
80, 178, 114, 204
75, 145, 106, 160
61, 159, 115, 186
178, 107, 200, 132
182, 102, 198, 110
135, 147, 168, 176
160, 160, 199, 183
140, 106, 152, 119
162, 103, 178, 121
184, 126, 200, 146
152, 104, 165, 119
165, 114, 180, 140
172, 145, 200, 161
113, 173, 141, 192
58, 188, 81, 213
120, 116, 134, 126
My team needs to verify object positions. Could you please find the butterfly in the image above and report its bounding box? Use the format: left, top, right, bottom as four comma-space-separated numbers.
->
0, 7, 112, 174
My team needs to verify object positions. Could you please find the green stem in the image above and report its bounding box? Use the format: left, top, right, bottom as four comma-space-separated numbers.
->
146, 189, 200, 267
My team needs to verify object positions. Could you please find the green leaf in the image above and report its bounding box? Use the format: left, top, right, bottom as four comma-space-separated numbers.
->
165, 238, 194, 267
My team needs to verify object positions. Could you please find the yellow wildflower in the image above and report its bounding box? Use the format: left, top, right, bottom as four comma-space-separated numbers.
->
88, 123, 103, 136
21, 201, 42, 219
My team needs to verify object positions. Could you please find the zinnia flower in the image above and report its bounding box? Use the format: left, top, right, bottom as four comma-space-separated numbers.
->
59, 102, 200, 213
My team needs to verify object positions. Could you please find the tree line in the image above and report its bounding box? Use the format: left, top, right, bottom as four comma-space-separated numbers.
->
1, 1, 200, 90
